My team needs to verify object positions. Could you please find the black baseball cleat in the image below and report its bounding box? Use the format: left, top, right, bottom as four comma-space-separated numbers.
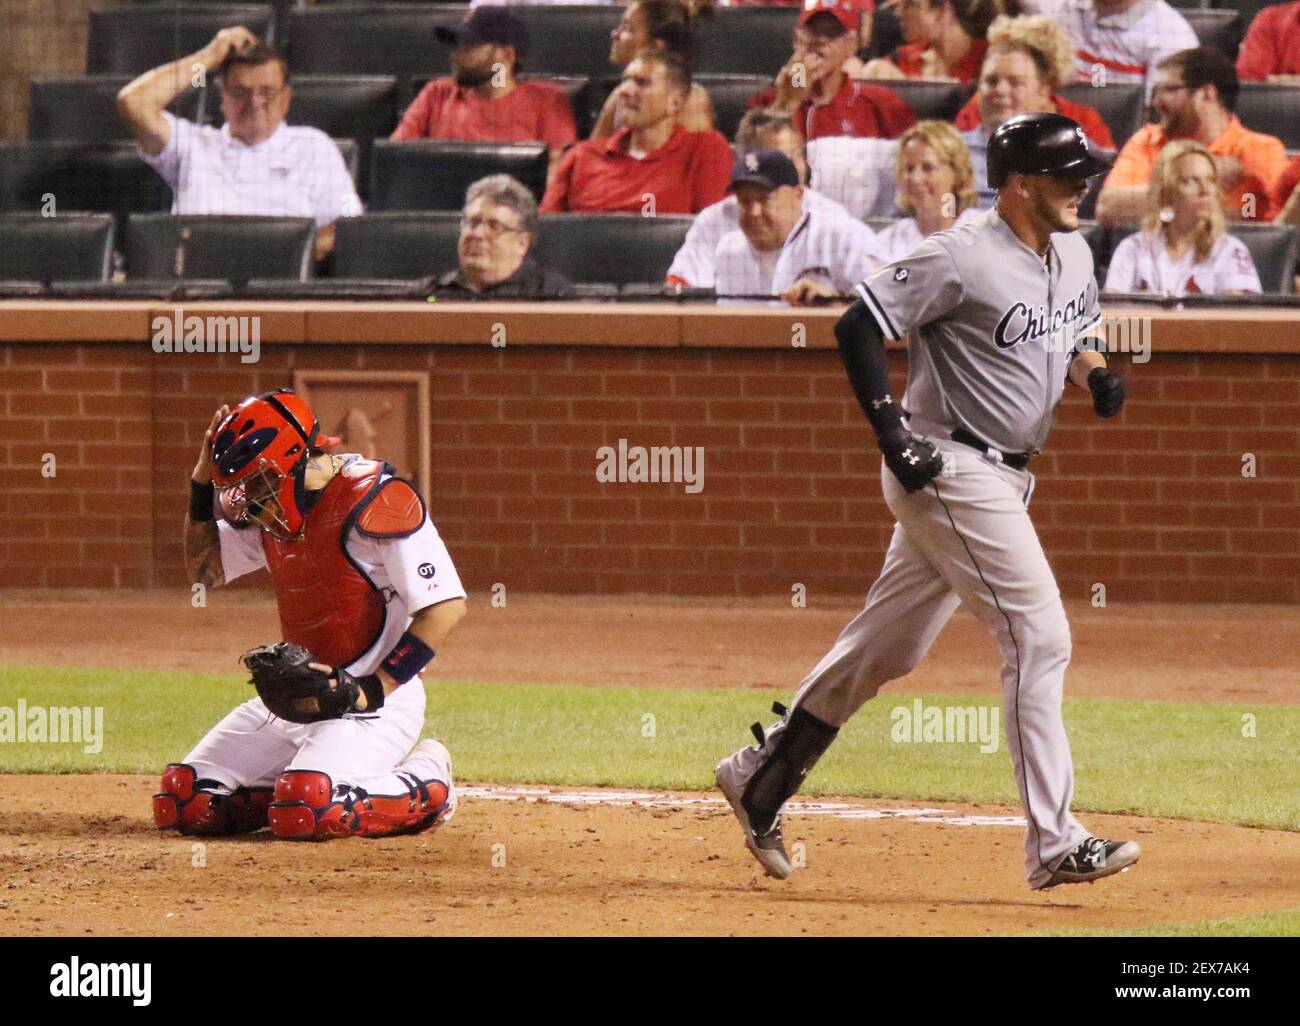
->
1037, 837, 1141, 889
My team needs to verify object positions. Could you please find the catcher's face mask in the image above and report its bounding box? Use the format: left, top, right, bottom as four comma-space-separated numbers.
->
209, 390, 323, 542
218, 459, 301, 542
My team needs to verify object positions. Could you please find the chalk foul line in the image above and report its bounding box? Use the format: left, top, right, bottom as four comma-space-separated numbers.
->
459, 785, 1025, 828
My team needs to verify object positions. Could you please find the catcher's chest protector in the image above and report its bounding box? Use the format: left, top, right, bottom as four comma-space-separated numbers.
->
261, 459, 390, 668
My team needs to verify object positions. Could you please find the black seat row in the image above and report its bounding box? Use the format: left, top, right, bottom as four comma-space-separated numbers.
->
87, 4, 801, 80
0, 212, 694, 287
4, 211, 1293, 293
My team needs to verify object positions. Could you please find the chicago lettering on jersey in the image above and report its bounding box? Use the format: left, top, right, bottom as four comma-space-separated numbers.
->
993, 284, 1092, 351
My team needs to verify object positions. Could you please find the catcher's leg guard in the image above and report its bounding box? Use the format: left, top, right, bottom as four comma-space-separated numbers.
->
350, 772, 451, 838
268, 770, 355, 840
152, 763, 272, 836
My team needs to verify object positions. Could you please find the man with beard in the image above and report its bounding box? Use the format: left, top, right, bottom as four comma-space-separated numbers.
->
391, 8, 577, 184
1097, 47, 1288, 224
715, 113, 1140, 893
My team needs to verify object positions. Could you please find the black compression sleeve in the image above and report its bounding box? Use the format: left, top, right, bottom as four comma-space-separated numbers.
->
834, 298, 905, 440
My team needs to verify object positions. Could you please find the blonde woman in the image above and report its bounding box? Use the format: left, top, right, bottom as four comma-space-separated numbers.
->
865, 120, 982, 269
1104, 140, 1262, 296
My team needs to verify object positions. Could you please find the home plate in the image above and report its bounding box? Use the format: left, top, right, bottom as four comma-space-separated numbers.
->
460, 785, 1025, 828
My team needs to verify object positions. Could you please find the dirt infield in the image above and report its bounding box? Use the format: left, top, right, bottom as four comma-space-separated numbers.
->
2, 775, 1299, 936
0, 591, 1297, 935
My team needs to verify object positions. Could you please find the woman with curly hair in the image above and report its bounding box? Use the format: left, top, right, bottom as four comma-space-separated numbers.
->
953, 15, 1114, 149
864, 120, 983, 268
590, 0, 715, 138
1104, 140, 1262, 296
858, 0, 1019, 83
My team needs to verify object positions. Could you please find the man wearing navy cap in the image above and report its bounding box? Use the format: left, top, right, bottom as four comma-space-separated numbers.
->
713, 149, 878, 305
392, 7, 577, 182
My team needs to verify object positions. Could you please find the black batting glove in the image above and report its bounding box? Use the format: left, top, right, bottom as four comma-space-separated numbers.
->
1088, 367, 1126, 418
878, 426, 945, 493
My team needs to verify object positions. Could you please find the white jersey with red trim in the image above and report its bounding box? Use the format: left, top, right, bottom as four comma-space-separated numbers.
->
1103, 229, 1263, 297
1063, 0, 1199, 99
216, 457, 466, 677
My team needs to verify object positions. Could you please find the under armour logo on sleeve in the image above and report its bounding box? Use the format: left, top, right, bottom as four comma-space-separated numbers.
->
870, 395, 894, 410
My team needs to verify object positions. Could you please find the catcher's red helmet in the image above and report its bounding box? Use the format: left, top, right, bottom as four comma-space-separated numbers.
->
209, 390, 328, 541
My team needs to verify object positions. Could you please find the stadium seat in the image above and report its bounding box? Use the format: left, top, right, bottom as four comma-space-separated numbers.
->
1106, 223, 1297, 294
0, 213, 116, 282
28, 76, 204, 143
876, 80, 970, 122
532, 213, 693, 286
287, 4, 465, 77
1056, 83, 1145, 151
1180, 10, 1242, 57
1235, 84, 1300, 150
1233, 224, 1298, 294
695, 7, 800, 76
368, 140, 548, 210
87, 5, 277, 75
0, 143, 172, 230
509, 6, 623, 78
333, 139, 362, 189
125, 213, 315, 282
333, 211, 463, 278
695, 75, 776, 140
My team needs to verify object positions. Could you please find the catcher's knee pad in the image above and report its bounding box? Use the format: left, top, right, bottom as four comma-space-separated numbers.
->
152, 763, 272, 836
350, 772, 452, 838
268, 770, 355, 840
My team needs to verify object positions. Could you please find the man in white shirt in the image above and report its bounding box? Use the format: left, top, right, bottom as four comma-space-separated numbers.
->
1062, 0, 1199, 100
666, 107, 858, 290
713, 149, 877, 305
118, 27, 362, 261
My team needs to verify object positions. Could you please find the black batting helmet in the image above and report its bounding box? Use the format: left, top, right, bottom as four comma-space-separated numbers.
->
986, 112, 1113, 189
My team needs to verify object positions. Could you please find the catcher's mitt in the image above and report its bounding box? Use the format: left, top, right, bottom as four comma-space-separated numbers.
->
240, 642, 361, 724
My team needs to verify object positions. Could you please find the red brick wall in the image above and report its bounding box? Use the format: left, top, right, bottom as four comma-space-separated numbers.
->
2, 342, 1297, 602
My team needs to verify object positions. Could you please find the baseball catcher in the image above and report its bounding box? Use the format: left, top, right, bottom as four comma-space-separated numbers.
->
153, 389, 468, 840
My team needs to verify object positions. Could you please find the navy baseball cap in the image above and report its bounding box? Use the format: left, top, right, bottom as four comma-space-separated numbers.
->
728, 149, 801, 192
435, 8, 530, 58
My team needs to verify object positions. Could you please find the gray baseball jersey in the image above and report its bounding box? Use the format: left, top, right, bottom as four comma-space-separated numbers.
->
853, 207, 1101, 454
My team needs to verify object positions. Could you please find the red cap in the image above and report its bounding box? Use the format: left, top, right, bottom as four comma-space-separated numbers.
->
799, 0, 872, 34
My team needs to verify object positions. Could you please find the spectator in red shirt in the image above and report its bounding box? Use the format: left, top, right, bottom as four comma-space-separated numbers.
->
1237, 1, 1300, 82
591, 0, 715, 139
391, 8, 577, 182
541, 50, 733, 214
748, 0, 917, 141
859, 0, 1020, 83
952, 15, 1115, 150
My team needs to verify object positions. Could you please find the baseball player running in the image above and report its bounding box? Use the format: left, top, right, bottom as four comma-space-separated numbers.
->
154, 389, 468, 840
716, 113, 1138, 891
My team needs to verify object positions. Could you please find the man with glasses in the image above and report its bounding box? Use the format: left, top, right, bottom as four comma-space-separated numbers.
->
1096, 47, 1289, 225
430, 175, 574, 298
118, 28, 362, 260
746, 0, 915, 143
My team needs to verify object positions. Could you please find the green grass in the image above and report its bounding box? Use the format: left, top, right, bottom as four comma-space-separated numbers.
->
1, 665, 1296, 832
1044, 906, 1300, 937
